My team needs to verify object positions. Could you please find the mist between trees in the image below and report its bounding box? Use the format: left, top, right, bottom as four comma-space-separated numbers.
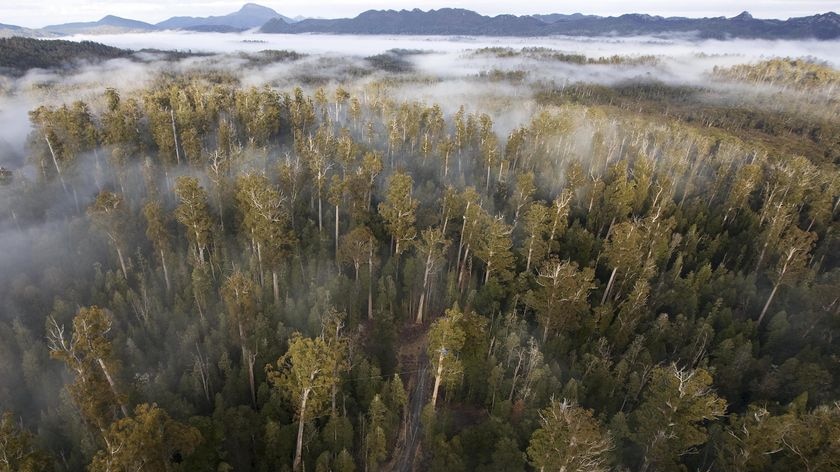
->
0, 44, 838, 472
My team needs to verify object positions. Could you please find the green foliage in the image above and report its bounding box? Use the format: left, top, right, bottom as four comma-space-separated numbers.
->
630, 365, 727, 471
89, 403, 202, 472
0, 412, 53, 472
0, 37, 130, 75
0, 54, 838, 472
527, 399, 612, 472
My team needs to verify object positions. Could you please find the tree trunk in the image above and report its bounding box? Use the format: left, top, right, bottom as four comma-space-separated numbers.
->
368, 249, 374, 320
256, 241, 264, 287
43, 134, 68, 194
195, 230, 205, 264
115, 247, 128, 280
755, 239, 770, 272
195, 344, 211, 405
239, 322, 256, 408
161, 249, 171, 293
273, 270, 280, 306
318, 189, 323, 234
431, 350, 445, 408
170, 109, 181, 166
247, 352, 256, 409
294, 389, 310, 472
456, 203, 469, 269
601, 267, 618, 305
526, 237, 534, 272
758, 283, 780, 327
508, 353, 523, 402
97, 358, 129, 418
444, 151, 450, 178
335, 205, 340, 265
458, 246, 470, 288
416, 289, 428, 325
416, 256, 432, 324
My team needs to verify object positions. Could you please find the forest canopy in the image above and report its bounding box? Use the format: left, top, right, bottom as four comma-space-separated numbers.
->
0, 37, 838, 472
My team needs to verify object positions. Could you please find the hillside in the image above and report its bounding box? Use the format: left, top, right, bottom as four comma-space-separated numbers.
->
43, 15, 157, 35
0, 37, 131, 74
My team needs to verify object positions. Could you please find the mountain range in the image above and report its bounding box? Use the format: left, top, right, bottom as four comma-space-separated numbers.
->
260, 8, 840, 39
7, 4, 840, 39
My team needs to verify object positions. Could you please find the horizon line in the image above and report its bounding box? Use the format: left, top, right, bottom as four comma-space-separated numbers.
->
6, 4, 839, 30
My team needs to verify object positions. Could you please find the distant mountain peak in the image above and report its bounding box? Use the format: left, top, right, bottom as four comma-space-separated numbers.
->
156, 3, 290, 30
733, 11, 754, 20
812, 11, 840, 22
240, 3, 277, 13
44, 14, 155, 34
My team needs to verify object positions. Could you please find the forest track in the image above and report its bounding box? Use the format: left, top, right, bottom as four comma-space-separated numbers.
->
392, 324, 429, 472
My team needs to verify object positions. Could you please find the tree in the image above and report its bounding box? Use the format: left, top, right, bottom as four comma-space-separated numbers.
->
757, 226, 816, 326
102, 89, 144, 171
475, 216, 514, 284
334, 85, 351, 121
548, 189, 573, 247
267, 334, 341, 472
221, 271, 261, 408
88, 191, 130, 279
89, 403, 202, 472
48, 307, 130, 432
302, 128, 334, 234
338, 226, 378, 319
143, 200, 172, 292
511, 172, 536, 226
28, 101, 98, 192
631, 364, 727, 472
505, 337, 545, 403
174, 176, 213, 264
780, 403, 840, 472
328, 174, 345, 264
236, 173, 294, 304
428, 306, 467, 408
527, 399, 612, 472
527, 258, 596, 342
414, 227, 450, 324
600, 220, 644, 304
0, 412, 52, 472
365, 395, 388, 472
379, 171, 417, 256
717, 402, 840, 472
320, 307, 350, 417
521, 202, 552, 273
438, 136, 455, 178
716, 405, 790, 472
723, 163, 761, 225
360, 151, 383, 212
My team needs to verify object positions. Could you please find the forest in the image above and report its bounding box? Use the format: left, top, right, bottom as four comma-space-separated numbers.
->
0, 40, 838, 472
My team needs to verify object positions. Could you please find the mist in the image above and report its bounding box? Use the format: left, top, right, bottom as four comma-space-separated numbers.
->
0, 27, 838, 472
2, 31, 837, 166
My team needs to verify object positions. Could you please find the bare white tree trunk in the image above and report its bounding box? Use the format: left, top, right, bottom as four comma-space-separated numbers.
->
293, 389, 311, 471
97, 358, 129, 417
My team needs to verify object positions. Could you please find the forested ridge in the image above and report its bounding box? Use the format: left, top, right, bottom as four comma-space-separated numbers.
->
0, 62, 839, 472
0, 38, 131, 75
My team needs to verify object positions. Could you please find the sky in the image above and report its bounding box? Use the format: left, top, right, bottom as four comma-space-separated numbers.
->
2, 1, 838, 28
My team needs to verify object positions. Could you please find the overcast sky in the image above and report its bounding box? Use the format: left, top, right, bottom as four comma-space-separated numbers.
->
3, 1, 838, 28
